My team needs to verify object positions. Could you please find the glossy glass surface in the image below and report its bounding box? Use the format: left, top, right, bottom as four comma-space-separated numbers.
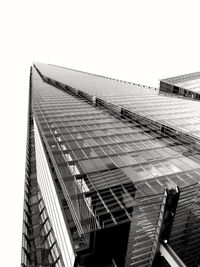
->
32, 66, 200, 234
32, 63, 200, 266
35, 63, 200, 139
163, 71, 200, 94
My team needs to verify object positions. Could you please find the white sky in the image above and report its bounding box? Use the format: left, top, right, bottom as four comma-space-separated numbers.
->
1, 1, 200, 266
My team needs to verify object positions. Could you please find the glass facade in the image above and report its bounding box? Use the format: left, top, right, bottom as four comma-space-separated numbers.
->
21, 69, 65, 267
34, 62, 200, 140
34, 118, 75, 267
160, 72, 200, 100
22, 63, 200, 267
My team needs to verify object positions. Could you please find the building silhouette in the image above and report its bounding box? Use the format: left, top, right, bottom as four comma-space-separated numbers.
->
21, 63, 200, 267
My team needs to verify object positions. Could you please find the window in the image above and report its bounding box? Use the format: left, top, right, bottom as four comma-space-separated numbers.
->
110, 156, 127, 167
73, 149, 86, 159
102, 157, 117, 170
79, 160, 97, 173
92, 158, 108, 171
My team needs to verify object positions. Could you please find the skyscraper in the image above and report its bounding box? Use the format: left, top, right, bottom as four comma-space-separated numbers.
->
21, 63, 200, 267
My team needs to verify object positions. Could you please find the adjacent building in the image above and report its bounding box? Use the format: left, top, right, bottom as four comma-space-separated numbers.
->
21, 63, 200, 267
